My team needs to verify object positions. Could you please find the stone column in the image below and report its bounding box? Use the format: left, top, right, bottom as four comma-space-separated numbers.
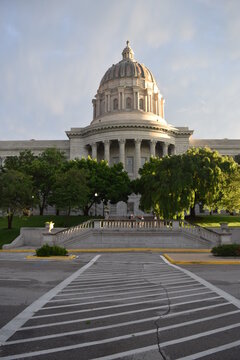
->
96, 98, 100, 117
145, 94, 148, 112
92, 99, 96, 119
122, 90, 125, 110
91, 143, 97, 160
161, 98, 165, 118
105, 94, 108, 113
119, 139, 125, 168
149, 94, 152, 112
133, 92, 136, 110
150, 140, 156, 157
104, 140, 110, 164
162, 142, 168, 157
135, 138, 142, 178
136, 91, 139, 110
118, 92, 121, 110
108, 94, 111, 112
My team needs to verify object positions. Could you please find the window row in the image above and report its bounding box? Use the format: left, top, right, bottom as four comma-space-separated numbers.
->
113, 97, 144, 110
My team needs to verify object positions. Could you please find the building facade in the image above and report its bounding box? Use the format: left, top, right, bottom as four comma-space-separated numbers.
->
1, 42, 240, 215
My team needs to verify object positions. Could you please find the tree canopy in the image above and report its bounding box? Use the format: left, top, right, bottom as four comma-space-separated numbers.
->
0, 169, 33, 228
136, 147, 238, 219
70, 157, 132, 215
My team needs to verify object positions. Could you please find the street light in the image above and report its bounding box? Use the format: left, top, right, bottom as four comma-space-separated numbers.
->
94, 193, 98, 217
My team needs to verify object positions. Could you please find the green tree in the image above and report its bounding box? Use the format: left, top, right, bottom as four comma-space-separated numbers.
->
50, 167, 90, 215
71, 157, 131, 215
4, 150, 35, 174
217, 167, 240, 213
234, 154, 240, 165
0, 170, 33, 229
30, 148, 67, 215
136, 147, 237, 219
137, 155, 194, 219
184, 147, 237, 217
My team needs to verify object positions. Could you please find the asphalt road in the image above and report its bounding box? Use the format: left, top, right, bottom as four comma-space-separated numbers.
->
0, 252, 240, 359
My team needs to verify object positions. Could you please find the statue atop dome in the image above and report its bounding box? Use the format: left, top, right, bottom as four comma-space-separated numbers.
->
122, 40, 135, 61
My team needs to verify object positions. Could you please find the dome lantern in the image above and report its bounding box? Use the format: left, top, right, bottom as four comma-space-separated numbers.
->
122, 40, 135, 61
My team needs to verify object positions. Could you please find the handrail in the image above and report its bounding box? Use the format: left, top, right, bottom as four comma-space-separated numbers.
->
181, 220, 221, 243
51, 218, 220, 246
100, 219, 173, 229
55, 220, 94, 244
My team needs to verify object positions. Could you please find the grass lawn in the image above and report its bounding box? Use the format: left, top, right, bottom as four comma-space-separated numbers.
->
190, 215, 240, 228
0, 215, 94, 249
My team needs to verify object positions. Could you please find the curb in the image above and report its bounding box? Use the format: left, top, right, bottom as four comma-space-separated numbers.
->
163, 253, 240, 265
1, 248, 211, 253
26, 255, 77, 261
67, 248, 211, 253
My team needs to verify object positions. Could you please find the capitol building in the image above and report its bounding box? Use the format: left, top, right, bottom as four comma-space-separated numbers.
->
1, 42, 240, 215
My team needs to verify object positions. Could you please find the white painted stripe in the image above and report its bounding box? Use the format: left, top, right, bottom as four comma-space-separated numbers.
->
20, 295, 222, 330
2, 313, 240, 359
7, 308, 240, 346
55, 278, 195, 297
47, 282, 209, 303
42, 285, 206, 310
74, 271, 186, 282
0, 255, 101, 346
0, 278, 31, 282
66, 272, 185, 288
161, 255, 240, 309
61, 275, 188, 292
176, 339, 240, 360
72, 269, 180, 282
33, 290, 213, 319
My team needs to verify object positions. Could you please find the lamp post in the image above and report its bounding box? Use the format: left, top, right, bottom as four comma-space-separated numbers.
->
94, 193, 98, 216
31, 195, 34, 215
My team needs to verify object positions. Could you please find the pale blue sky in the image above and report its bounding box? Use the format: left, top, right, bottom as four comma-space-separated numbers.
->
0, 0, 239, 140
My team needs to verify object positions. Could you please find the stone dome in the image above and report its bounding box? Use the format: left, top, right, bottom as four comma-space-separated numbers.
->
100, 41, 156, 86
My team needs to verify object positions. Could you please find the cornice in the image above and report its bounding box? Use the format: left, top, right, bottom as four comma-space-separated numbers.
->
66, 122, 193, 139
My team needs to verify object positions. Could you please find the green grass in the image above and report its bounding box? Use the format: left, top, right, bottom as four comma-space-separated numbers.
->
0, 215, 95, 249
189, 215, 240, 228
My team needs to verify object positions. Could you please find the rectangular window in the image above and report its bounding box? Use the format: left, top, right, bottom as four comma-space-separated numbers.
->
126, 156, 134, 173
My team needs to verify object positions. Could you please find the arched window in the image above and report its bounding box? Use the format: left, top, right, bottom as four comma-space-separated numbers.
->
139, 98, 144, 110
126, 97, 132, 109
113, 98, 118, 110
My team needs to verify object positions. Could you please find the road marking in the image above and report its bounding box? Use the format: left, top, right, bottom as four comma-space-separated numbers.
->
50, 280, 198, 302
6, 309, 240, 346
2, 315, 240, 359
161, 255, 240, 309
0, 255, 101, 345
32, 289, 213, 318
41, 285, 206, 310
0, 278, 31, 282
20, 295, 222, 330
175, 339, 240, 360
54, 278, 196, 297
71, 269, 181, 282
65, 273, 186, 289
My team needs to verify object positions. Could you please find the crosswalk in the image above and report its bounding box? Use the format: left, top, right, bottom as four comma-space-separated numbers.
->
0, 253, 240, 359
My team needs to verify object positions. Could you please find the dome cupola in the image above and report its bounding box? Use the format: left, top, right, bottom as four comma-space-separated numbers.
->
122, 40, 135, 60
91, 41, 166, 126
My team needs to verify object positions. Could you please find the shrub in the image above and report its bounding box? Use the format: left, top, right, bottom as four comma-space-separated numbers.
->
211, 244, 240, 257
36, 244, 68, 257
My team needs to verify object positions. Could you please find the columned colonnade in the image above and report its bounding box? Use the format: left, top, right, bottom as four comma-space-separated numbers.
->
88, 139, 176, 178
